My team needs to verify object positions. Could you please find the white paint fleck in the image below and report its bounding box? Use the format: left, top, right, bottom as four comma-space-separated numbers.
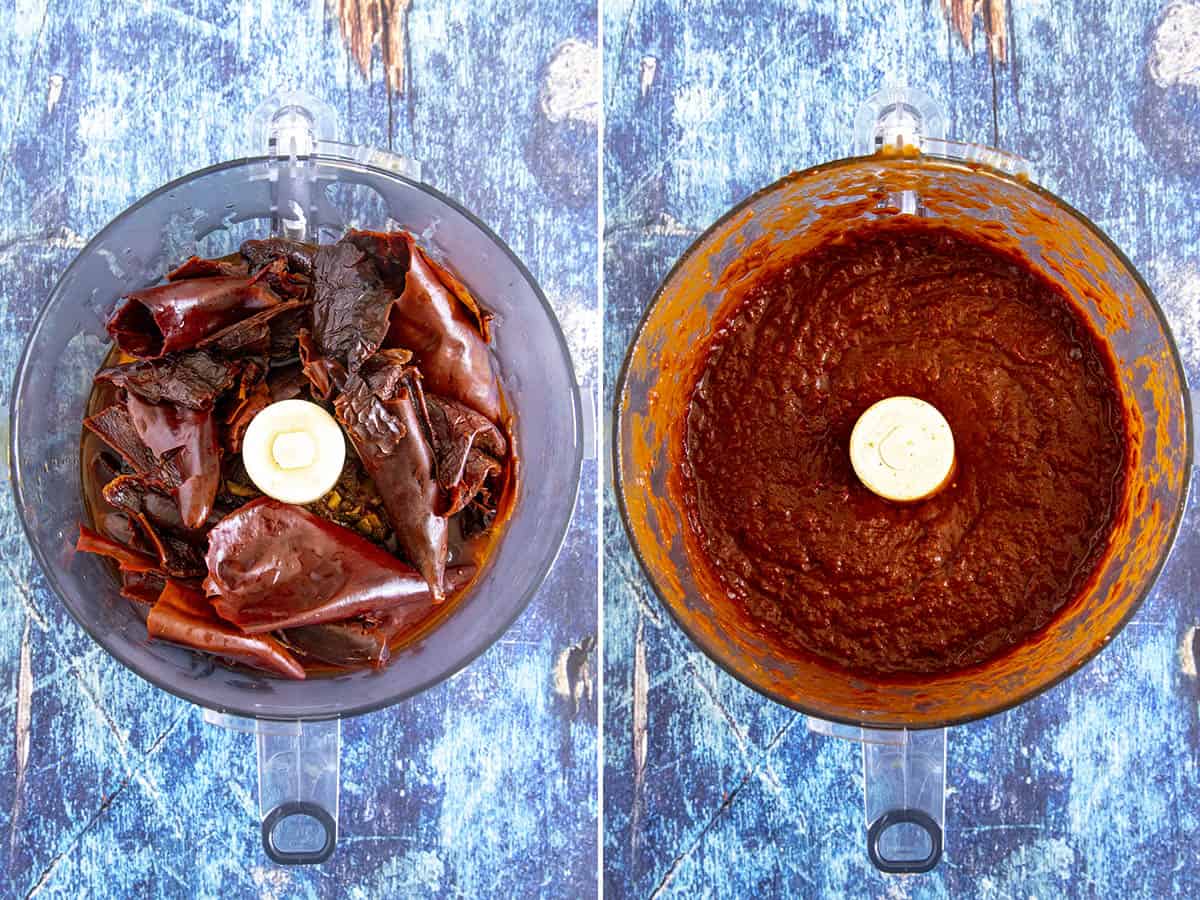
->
26, 858, 63, 898
633, 619, 648, 772
639, 55, 658, 97
1182, 625, 1198, 677
46, 74, 64, 115
76, 95, 124, 144
8, 616, 32, 860
1149, 2, 1200, 89
1151, 258, 1200, 368
552, 642, 594, 712
0, 225, 87, 262
47, 225, 86, 250
225, 777, 257, 818
411, 849, 446, 891
673, 77, 725, 130
541, 39, 600, 126
248, 864, 293, 900
1000, 836, 1077, 883
4, 561, 50, 633
640, 211, 699, 238
553, 293, 599, 374
630, 616, 648, 860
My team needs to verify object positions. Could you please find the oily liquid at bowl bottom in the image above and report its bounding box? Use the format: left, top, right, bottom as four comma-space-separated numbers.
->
80, 347, 517, 676
681, 221, 1130, 678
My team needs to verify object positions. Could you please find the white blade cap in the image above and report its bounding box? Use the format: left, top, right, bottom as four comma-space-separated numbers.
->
242, 399, 347, 505
850, 396, 955, 503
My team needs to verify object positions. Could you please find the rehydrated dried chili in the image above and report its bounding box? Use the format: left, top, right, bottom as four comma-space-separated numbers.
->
78, 229, 514, 677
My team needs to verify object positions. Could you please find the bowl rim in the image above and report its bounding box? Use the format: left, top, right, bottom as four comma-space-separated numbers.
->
612, 152, 1194, 731
11, 152, 585, 722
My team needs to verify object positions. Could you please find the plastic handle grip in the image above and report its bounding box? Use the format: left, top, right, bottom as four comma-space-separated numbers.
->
867, 808, 943, 874
203, 711, 342, 865
861, 726, 946, 873
257, 719, 341, 865
808, 718, 947, 873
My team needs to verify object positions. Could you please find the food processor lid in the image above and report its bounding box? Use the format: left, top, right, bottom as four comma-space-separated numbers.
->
851, 83, 1031, 179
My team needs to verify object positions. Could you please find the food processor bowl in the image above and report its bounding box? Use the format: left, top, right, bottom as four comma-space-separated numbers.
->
10, 92, 583, 863
615, 87, 1190, 871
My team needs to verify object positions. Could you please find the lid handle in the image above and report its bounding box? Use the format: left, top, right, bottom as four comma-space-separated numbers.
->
853, 85, 946, 156
854, 85, 1033, 181
249, 89, 339, 158
248, 88, 423, 239
249, 89, 339, 241
249, 87, 423, 179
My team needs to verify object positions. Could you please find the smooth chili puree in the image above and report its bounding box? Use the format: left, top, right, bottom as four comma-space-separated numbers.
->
681, 222, 1129, 677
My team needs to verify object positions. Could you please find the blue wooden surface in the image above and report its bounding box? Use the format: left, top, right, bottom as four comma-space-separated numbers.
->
0, 1, 598, 896
603, 0, 1200, 896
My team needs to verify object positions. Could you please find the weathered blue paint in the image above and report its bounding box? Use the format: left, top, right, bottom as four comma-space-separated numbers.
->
0, 1, 598, 896
604, 0, 1200, 896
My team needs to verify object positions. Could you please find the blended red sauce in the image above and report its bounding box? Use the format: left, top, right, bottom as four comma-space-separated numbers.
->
681, 222, 1129, 677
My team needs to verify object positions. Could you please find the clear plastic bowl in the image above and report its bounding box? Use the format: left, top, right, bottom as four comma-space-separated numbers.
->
10, 128, 582, 861
615, 88, 1191, 873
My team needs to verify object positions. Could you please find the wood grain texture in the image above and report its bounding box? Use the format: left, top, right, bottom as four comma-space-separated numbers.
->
941, 0, 1009, 63
603, 0, 1200, 896
333, 0, 413, 95
0, 0, 598, 896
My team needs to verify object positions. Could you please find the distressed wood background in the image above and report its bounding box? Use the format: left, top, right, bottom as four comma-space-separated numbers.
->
603, 0, 1200, 896
0, 0, 599, 896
